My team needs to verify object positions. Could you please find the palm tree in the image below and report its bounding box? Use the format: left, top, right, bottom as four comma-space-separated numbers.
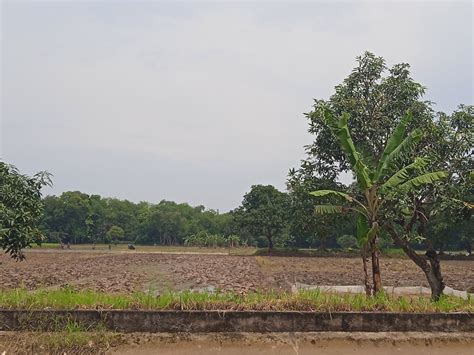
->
311, 108, 447, 296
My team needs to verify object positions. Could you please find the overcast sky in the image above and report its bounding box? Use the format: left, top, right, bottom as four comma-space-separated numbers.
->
1, 0, 473, 211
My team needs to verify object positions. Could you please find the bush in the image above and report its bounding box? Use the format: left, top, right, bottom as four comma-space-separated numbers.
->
336, 235, 358, 249
184, 232, 241, 247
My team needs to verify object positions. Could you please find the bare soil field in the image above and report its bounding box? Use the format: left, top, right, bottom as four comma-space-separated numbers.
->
0, 250, 473, 294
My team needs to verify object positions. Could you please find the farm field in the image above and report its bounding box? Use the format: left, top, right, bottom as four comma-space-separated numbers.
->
1, 249, 473, 294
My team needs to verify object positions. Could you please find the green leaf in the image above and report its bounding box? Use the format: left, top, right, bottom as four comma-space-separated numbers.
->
374, 126, 423, 182
356, 213, 369, 246
366, 222, 379, 242
309, 189, 353, 202
380, 157, 429, 192
322, 108, 372, 189
314, 205, 344, 214
449, 198, 474, 210
399, 171, 448, 191
374, 112, 413, 179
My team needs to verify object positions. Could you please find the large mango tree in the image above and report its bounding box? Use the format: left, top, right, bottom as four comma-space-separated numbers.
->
310, 108, 447, 297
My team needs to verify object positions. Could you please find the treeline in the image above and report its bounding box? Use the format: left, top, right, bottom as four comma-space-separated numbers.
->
39, 186, 471, 252
40, 192, 234, 245
39, 188, 354, 248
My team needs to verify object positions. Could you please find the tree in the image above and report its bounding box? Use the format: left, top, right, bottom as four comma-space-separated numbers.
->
235, 185, 289, 251
298, 52, 471, 299
304, 51, 431, 180
0, 162, 51, 260
106, 225, 125, 243
383, 105, 473, 299
287, 165, 353, 248
310, 109, 447, 296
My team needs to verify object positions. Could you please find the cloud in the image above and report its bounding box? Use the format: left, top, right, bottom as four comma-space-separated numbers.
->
2, 1, 472, 210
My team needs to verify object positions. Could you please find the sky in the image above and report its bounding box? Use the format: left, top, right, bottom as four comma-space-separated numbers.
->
1, 0, 473, 212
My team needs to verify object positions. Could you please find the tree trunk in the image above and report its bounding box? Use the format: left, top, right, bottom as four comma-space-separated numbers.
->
361, 246, 372, 296
465, 240, 472, 255
267, 235, 273, 252
387, 225, 445, 300
425, 248, 445, 300
370, 237, 383, 294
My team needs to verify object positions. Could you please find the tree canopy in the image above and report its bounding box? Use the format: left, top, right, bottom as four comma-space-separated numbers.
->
295, 52, 473, 298
234, 185, 290, 251
0, 163, 51, 260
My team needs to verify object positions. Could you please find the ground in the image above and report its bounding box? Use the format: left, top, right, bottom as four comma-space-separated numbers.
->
1, 248, 473, 294
1, 331, 473, 354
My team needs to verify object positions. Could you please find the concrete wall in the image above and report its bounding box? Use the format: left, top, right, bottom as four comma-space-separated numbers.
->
0, 310, 472, 332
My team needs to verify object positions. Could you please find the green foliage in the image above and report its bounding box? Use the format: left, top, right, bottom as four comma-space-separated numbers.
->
287, 167, 354, 249
0, 162, 51, 260
309, 190, 353, 202
311, 108, 447, 250
304, 51, 431, 179
381, 157, 429, 191
298, 51, 471, 298
234, 185, 290, 250
321, 110, 373, 189
183, 231, 239, 248
41, 194, 237, 246
1, 287, 472, 312
356, 213, 370, 246
398, 171, 448, 191
106, 225, 125, 243
314, 205, 344, 214
336, 235, 359, 249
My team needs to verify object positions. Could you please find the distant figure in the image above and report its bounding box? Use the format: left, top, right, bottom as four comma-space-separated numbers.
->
128, 244, 135, 250
67, 242, 71, 249
92, 243, 96, 250
60, 242, 65, 250
108, 244, 112, 251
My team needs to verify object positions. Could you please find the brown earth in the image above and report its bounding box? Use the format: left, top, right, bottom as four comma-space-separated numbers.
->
111, 332, 474, 355
1, 331, 473, 355
0, 251, 473, 294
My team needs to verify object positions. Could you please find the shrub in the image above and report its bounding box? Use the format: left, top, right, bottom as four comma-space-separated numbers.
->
337, 235, 359, 249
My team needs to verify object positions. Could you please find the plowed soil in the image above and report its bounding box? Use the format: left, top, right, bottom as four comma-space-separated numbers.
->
1, 250, 473, 294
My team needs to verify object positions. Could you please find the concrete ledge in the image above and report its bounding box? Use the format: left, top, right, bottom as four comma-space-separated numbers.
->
0, 310, 472, 333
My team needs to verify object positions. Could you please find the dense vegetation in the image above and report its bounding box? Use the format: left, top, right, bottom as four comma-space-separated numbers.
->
0, 163, 51, 259
297, 52, 472, 298
2, 287, 472, 312
38, 187, 354, 249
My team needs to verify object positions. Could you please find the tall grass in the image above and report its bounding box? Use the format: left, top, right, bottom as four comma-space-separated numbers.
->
0, 287, 472, 312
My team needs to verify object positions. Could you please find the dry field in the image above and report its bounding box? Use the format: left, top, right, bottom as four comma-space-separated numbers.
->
0, 250, 473, 294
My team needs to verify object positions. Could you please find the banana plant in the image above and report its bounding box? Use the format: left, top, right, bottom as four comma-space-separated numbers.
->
310, 108, 448, 295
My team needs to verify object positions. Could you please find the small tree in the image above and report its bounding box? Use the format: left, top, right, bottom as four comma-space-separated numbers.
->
106, 225, 125, 244
227, 235, 241, 248
235, 185, 289, 251
0, 162, 51, 260
310, 109, 447, 296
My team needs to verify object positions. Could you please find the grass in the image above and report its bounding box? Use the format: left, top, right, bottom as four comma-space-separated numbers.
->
29, 243, 256, 255
0, 330, 122, 354
31, 242, 62, 249
0, 287, 472, 313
